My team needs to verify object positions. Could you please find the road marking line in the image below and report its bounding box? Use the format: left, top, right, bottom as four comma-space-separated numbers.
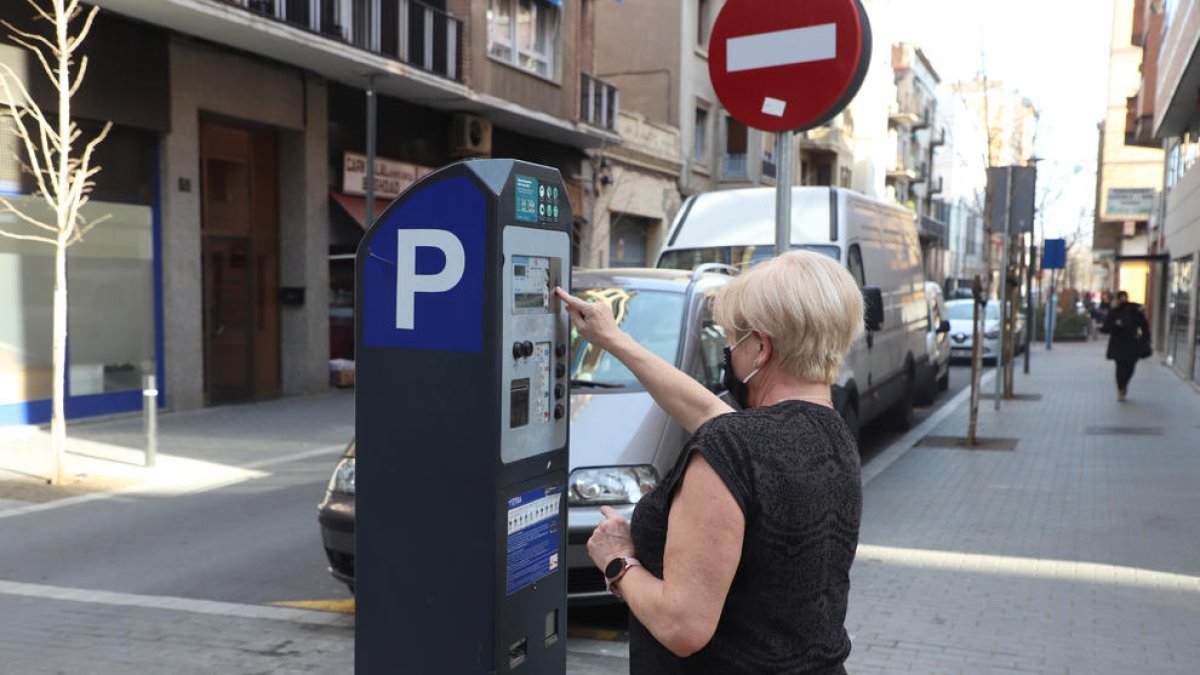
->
564, 637, 630, 659
0, 444, 346, 521
239, 444, 348, 470
726, 23, 836, 72
567, 626, 622, 641
857, 544, 1200, 592
0, 579, 353, 627
270, 598, 356, 614
861, 369, 995, 486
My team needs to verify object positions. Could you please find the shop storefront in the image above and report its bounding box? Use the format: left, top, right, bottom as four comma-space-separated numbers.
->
0, 9, 166, 425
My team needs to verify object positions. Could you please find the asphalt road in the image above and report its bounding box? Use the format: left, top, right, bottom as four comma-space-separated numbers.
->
0, 449, 348, 606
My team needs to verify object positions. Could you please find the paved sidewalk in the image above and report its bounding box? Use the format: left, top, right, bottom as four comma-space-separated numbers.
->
0, 390, 356, 513
846, 341, 1200, 674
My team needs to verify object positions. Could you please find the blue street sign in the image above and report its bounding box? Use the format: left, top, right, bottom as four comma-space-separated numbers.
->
1042, 238, 1066, 270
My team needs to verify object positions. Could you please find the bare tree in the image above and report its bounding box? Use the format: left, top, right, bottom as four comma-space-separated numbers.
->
0, 0, 111, 485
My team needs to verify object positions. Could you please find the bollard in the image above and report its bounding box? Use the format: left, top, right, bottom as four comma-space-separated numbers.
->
143, 374, 157, 468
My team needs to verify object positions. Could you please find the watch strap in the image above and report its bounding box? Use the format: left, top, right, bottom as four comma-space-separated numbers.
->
604, 556, 642, 595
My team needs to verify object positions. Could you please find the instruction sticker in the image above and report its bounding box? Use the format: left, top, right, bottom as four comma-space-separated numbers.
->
506, 486, 563, 595
515, 175, 539, 223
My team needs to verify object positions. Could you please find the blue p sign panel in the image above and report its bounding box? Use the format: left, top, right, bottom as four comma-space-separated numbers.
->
1042, 238, 1066, 270
360, 177, 485, 352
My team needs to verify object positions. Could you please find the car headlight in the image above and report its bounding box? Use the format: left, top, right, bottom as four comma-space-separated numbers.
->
984, 327, 1000, 339
569, 466, 658, 506
327, 456, 355, 495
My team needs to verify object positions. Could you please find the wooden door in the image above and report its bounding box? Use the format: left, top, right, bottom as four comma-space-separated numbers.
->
200, 122, 279, 404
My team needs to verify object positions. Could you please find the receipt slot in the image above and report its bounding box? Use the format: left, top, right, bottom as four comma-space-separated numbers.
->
355, 160, 571, 674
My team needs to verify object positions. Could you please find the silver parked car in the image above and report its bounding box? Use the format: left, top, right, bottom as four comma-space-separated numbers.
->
946, 299, 1026, 364
918, 281, 951, 403
565, 266, 735, 602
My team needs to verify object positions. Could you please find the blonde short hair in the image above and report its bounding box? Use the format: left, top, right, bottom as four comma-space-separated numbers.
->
714, 250, 864, 384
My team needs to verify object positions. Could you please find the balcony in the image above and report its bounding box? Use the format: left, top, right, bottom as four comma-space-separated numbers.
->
580, 73, 619, 132
216, 0, 463, 81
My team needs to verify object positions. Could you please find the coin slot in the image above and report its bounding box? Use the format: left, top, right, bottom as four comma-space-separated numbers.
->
508, 637, 528, 669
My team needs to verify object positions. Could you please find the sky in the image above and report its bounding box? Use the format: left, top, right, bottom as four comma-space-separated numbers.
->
872, 0, 1117, 240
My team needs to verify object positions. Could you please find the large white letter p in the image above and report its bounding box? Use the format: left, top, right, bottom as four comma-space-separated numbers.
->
396, 229, 466, 330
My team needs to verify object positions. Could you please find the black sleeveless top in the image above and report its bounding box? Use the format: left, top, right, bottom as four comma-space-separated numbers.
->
628, 400, 862, 674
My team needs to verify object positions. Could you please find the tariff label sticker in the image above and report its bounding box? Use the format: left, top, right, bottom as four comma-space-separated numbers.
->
506, 486, 563, 595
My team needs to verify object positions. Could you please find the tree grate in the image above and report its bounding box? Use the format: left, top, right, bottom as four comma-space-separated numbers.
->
915, 435, 1019, 451
1084, 426, 1164, 436
978, 393, 1043, 401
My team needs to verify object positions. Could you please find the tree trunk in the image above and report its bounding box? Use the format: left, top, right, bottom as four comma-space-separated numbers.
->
50, 237, 67, 485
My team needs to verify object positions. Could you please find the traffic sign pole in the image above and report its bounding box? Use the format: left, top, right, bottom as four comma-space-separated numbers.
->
775, 131, 794, 257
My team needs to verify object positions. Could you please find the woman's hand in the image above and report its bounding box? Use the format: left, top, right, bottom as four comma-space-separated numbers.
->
587, 506, 636, 571
555, 287, 625, 353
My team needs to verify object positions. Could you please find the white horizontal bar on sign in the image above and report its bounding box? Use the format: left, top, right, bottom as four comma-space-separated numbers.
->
726, 23, 837, 72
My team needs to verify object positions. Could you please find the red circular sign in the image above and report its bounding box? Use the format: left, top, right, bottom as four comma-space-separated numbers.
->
708, 0, 871, 133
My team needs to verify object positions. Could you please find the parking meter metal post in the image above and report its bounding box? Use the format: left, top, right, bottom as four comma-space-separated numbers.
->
355, 160, 572, 674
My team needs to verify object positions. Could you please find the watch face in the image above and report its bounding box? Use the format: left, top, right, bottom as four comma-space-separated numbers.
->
604, 557, 626, 580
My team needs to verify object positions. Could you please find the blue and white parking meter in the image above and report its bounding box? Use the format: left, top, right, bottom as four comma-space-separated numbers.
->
356, 160, 572, 673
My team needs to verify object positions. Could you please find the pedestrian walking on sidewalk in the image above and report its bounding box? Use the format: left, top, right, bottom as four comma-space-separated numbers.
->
1100, 290, 1150, 401
555, 251, 864, 675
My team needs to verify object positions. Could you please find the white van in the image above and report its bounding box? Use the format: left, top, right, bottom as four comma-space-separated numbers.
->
656, 186, 929, 436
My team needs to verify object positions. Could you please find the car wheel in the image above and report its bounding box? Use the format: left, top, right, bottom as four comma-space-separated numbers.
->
937, 368, 950, 392
839, 401, 860, 444
915, 365, 936, 405
886, 367, 916, 431
347, 582, 355, 595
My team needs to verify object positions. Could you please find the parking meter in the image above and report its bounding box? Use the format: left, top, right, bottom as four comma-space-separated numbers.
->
356, 160, 572, 674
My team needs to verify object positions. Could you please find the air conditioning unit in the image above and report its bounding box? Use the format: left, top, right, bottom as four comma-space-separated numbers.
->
450, 114, 492, 158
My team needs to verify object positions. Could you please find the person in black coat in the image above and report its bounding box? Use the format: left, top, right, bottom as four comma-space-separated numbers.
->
1100, 291, 1150, 401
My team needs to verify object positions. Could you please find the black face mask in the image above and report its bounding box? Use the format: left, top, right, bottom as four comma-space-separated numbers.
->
722, 333, 761, 409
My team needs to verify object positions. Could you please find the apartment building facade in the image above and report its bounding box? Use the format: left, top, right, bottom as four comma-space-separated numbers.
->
1095, 0, 1165, 325
0, 0, 619, 424
1127, 0, 1200, 383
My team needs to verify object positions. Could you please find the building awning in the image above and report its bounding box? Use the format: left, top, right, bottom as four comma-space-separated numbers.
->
330, 191, 392, 229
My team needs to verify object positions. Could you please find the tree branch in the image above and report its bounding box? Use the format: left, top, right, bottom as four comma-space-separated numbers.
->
6, 35, 58, 86
0, 73, 58, 204
69, 5, 101, 53
0, 196, 57, 232
67, 212, 111, 247
20, 0, 55, 24
69, 53, 88, 96
1, 19, 62, 59
0, 228, 56, 246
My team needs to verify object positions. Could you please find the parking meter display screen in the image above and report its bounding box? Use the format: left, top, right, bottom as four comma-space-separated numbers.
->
512, 255, 552, 314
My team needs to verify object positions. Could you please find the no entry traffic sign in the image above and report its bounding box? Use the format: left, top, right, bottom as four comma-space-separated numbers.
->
708, 0, 872, 133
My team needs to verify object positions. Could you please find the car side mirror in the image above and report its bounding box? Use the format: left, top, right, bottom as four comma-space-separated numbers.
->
937, 319, 951, 333
863, 286, 884, 332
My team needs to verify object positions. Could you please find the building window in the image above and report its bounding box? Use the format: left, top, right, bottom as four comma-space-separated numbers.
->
697, 0, 712, 48
0, 196, 155, 406
761, 132, 776, 179
693, 107, 709, 164
723, 115, 748, 178
488, 0, 560, 79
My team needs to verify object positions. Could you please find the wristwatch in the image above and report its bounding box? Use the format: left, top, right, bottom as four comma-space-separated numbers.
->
603, 556, 642, 595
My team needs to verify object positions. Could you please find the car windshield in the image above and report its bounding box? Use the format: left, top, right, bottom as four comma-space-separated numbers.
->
658, 244, 840, 271
947, 302, 999, 320
569, 288, 685, 388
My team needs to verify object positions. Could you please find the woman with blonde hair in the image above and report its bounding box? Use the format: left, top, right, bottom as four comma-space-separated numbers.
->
554, 250, 865, 674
